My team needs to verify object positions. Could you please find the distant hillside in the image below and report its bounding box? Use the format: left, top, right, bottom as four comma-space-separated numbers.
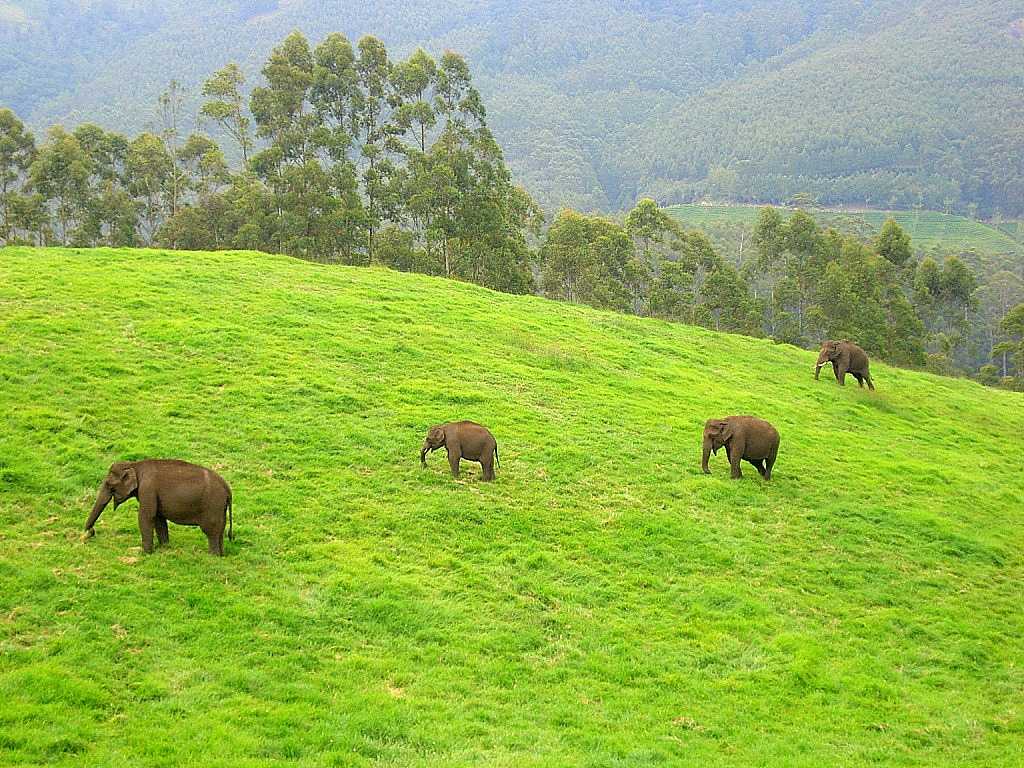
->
1, 246, 1022, 765
1, 0, 1022, 214
666, 204, 1024, 277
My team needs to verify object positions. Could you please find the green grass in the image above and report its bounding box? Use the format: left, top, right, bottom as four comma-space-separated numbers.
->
665, 204, 1024, 258
1, 246, 1023, 767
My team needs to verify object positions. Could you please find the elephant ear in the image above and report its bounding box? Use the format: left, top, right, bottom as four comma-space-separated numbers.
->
120, 466, 138, 494
720, 421, 735, 442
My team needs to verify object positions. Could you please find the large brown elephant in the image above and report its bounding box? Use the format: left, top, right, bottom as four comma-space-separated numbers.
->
83, 460, 233, 555
815, 339, 874, 389
421, 421, 499, 481
701, 416, 780, 480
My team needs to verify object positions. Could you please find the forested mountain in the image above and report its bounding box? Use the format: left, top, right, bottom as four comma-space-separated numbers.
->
2, 0, 1022, 214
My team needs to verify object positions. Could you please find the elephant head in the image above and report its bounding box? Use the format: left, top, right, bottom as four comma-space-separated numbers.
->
815, 340, 842, 378
701, 419, 734, 473
84, 462, 138, 534
420, 425, 446, 466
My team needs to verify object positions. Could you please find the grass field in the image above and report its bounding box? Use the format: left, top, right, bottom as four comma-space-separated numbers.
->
1, 247, 1023, 767
664, 204, 1024, 258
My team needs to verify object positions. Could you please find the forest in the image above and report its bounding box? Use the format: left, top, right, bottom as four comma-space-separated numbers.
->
2, 0, 1023, 215
2, 29, 1023, 391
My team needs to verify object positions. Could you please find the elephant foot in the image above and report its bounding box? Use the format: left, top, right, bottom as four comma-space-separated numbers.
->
81, 528, 96, 541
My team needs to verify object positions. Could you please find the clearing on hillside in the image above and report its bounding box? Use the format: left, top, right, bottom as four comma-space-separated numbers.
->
1, 247, 1022, 767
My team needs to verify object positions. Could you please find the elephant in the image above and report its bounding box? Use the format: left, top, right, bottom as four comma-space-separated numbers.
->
83, 459, 233, 555
421, 421, 499, 481
701, 416, 780, 480
815, 339, 874, 389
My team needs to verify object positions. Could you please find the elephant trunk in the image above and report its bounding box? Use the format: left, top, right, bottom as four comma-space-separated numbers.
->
701, 438, 713, 474
84, 485, 111, 532
420, 442, 431, 467
814, 353, 829, 379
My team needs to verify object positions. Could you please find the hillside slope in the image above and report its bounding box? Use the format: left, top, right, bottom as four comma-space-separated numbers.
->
1, 247, 1022, 766
665, 204, 1024, 274
2, 1, 1022, 213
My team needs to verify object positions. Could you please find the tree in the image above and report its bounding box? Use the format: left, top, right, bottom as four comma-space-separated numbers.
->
351, 35, 402, 261
201, 63, 254, 164
753, 207, 829, 345
125, 133, 173, 245
539, 210, 629, 307
392, 49, 437, 154
996, 303, 1024, 386
29, 126, 93, 245
74, 124, 135, 246
157, 80, 188, 218
875, 218, 912, 266
0, 108, 36, 244
250, 31, 364, 262
434, 51, 484, 127
976, 270, 1024, 376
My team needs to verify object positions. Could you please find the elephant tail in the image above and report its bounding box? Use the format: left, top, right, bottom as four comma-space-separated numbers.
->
495, 442, 500, 469
226, 491, 233, 541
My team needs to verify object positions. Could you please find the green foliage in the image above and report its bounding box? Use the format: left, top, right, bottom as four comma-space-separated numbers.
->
666, 205, 1024, 266
0, 30, 537, 290
997, 303, 1024, 385
5, 2, 1022, 213
875, 218, 912, 266
539, 200, 760, 335
28, 125, 92, 245
0, 106, 36, 242
200, 63, 253, 163
1, 246, 1023, 765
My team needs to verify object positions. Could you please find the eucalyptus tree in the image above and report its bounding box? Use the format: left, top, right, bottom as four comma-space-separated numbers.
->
201, 63, 254, 164
125, 132, 173, 245
250, 31, 345, 261
29, 126, 93, 245
73, 124, 135, 246
350, 35, 404, 261
0, 108, 35, 244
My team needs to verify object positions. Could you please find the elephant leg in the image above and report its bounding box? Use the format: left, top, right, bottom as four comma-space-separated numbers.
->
136, 487, 158, 553
853, 373, 864, 388
865, 373, 875, 391
201, 521, 225, 556
837, 366, 847, 385
138, 509, 155, 553
750, 458, 767, 478
831, 362, 840, 383
481, 453, 495, 482
729, 440, 744, 479
155, 515, 170, 546
764, 445, 778, 480
448, 449, 461, 479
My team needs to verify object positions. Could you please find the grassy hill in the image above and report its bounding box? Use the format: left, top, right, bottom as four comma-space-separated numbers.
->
1, 246, 1022, 766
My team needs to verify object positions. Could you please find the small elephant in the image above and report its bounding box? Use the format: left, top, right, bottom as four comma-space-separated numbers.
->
421, 421, 499, 481
702, 416, 780, 480
815, 339, 874, 389
83, 459, 233, 555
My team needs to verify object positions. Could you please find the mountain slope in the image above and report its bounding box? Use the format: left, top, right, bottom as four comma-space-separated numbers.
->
1, 247, 1022, 766
638, 1, 1024, 214
2, 1, 1021, 213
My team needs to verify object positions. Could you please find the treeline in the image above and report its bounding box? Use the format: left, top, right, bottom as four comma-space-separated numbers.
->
535, 204, 1022, 390
0, 31, 539, 293
2, 30, 1023, 391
